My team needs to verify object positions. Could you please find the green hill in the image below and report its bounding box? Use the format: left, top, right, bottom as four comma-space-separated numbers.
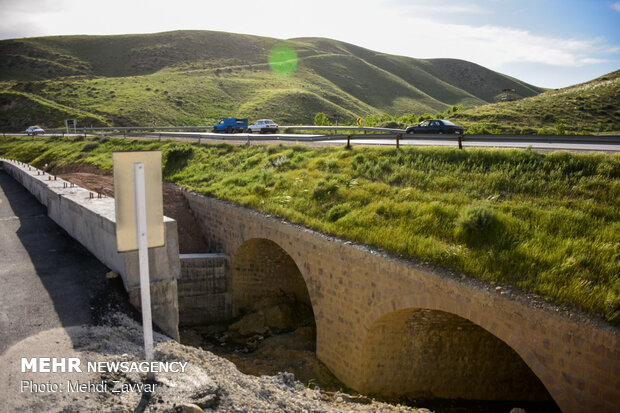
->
0, 30, 545, 129
452, 70, 620, 134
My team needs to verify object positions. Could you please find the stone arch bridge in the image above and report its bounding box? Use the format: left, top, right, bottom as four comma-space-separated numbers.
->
183, 192, 619, 413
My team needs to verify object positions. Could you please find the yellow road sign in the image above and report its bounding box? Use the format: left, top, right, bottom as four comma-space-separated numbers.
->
113, 151, 164, 252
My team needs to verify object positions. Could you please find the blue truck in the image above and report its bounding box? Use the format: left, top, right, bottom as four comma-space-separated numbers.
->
212, 118, 248, 133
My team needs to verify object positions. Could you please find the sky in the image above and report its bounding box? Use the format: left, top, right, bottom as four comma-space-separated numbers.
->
1, 0, 619, 89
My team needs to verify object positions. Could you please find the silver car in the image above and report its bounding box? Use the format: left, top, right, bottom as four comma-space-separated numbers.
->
248, 119, 279, 134
25, 126, 45, 136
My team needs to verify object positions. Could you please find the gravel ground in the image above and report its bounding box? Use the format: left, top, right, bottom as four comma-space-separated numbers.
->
0, 312, 419, 413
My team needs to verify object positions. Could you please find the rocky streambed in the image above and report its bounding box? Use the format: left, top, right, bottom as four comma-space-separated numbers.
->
180, 289, 347, 395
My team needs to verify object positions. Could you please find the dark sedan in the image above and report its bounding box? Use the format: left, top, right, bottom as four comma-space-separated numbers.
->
406, 119, 464, 134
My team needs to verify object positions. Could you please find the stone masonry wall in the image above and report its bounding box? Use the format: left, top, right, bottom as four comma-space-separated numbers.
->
232, 238, 312, 316
183, 190, 620, 413
178, 253, 231, 325
359, 308, 551, 400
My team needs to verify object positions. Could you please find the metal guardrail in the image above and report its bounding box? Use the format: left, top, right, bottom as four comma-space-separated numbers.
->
44, 125, 404, 134
283, 125, 405, 133
37, 125, 620, 143
44, 125, 215, 132
450, 134, 620, 144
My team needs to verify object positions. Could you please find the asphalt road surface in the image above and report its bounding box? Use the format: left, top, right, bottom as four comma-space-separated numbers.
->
129, 132, 620, 152
0, 169, 110, 354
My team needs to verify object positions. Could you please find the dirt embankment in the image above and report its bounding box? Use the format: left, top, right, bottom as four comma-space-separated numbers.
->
52, 165, 208, 254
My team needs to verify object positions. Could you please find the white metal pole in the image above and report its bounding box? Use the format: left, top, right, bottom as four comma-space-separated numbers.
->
134, 162, 154, 362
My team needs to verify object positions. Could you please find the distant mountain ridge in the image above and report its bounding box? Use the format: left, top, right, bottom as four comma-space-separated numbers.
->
0, 30, 545, 128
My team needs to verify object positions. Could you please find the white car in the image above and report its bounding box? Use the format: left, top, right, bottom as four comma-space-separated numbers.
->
248, 119, 279, 134
25, 126, 45, 136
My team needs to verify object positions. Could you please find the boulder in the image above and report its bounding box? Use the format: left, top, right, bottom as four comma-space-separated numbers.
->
264, 303, 296, 331
229, 311, 266, 336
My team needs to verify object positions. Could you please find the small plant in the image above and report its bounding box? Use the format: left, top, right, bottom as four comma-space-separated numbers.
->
162, 144, 193, 176
313, 112, 332, 126
272, 155, 290, 170
454, 203, 502, 247
555, 120, 566, 135
465, 123, 500, 135
326, 204, 350, 222
536, 126, 554, 135
81, 141, 99, 152
326, 159, 338, 172
311, 179, 338, 200
377, 121, 404, 129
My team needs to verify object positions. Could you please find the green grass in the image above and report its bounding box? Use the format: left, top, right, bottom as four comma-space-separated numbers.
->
453, 70, 620, 134
1, 135, 618, 323
0, 90, 108, 130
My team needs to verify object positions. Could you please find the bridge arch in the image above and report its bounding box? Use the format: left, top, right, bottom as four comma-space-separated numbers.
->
230, 237, 314, 321
358, 302, 556, 404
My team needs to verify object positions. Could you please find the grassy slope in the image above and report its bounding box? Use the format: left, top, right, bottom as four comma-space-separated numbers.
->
453, 70, 620, 134
295, 38, 513, 105
1, 136, 618, 323
0, 30, 544, 129
415, 58, 542, 103
0, 90, 108, 128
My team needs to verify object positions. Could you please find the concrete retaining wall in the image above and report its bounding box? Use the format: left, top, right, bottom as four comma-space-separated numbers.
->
0, 159, 180, 340
178, 253, 231, 325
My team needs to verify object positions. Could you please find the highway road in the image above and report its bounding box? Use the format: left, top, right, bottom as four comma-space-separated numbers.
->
133, 131, 620, 152
6, 130, 620, 152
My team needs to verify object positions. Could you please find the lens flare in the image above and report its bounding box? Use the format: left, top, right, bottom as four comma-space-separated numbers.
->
268, 44, 298, 76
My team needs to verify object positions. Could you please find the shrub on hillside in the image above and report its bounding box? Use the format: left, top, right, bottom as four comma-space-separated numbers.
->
311, 179, 338, 200
377, 121, 404, 129
81, 142, 99, 152
326, 204, 350, 222
162, 144, 193, 176
314, 112, 332, 126
454, 203, 511, 248
537, 127, 554, 135
465, 123, 501, 135
555, 121, 566, 135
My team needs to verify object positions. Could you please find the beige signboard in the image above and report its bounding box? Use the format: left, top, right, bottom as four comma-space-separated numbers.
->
113, 151, 164, 252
